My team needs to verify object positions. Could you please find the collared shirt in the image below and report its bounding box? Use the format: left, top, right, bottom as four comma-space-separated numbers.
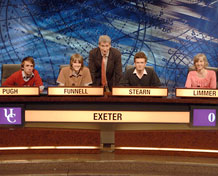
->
133, 68, 147, 79
70, 70, 82, 78
119, 67, 161, 87
22, 70, 44, 91
22, 71, 34, 82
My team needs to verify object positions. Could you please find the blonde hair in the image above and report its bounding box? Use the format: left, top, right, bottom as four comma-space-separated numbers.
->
193, 53, 208, 70
70, 53, 83, 70
98, 35, 111, 44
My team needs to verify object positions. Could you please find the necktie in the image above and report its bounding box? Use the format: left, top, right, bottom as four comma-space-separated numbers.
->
101, 57, 107, 87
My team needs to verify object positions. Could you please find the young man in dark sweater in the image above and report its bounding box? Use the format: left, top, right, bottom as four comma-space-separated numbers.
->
120, 52, 161, 87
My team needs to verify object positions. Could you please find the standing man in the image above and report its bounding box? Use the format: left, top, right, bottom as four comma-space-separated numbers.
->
120, 52, 161, 87
2, 56, 44, 91
89, 35, 122, 91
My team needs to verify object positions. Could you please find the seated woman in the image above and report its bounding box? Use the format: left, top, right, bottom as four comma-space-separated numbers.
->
185, 53, 216, 88
57, 54, 92, 86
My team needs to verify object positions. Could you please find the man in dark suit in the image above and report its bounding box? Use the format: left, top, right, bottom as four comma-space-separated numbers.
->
120, 52, 161, 87
89, 35, 122, 91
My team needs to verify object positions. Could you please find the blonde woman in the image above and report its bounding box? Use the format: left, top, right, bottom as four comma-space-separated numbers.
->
185, 53, 216, 88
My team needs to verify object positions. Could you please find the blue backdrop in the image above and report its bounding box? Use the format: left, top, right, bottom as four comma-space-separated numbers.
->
1, 0, 218, 92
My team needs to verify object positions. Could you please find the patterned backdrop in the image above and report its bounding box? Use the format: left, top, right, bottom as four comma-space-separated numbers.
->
1, 0, 218, 92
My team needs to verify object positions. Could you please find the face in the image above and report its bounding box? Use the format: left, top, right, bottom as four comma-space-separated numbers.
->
195, 57, 205, 71
99, 42, 111, 57
72, 60, 82, 72
134, 58, 146, 71
23, 61, 34, 76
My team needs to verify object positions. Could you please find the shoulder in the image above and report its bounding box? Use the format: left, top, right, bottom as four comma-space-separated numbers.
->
207, 69, 216, 75
82, 66, 90, 73
110, 48, 121, 56
33, 69, 39, 74
145, 67, 154, 72
60, 66, 71, 73
188, 70, 196, 76
61, 66, 70, 71
126, 67, 135, 74
33, 69, 43, 78
89, 47, 99, 54
11, 70, 22, 76
207, 70, 216, 79
145, 67, 158, 76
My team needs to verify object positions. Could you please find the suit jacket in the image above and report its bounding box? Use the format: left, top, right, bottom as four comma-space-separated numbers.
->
120, 67, 161, 87
89, 47, 122, 90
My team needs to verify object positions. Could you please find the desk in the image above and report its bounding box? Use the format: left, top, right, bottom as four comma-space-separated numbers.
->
0, 94, 217, 156
1, 93, 218, 104
0, 94, 217, 140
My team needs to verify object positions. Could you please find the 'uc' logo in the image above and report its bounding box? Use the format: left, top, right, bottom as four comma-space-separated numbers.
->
4, 109, 16, 123
208, 113, 216, 123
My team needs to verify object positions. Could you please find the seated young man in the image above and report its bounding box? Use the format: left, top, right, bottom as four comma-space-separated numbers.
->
2, 56, 44, 91
120, 52, 161, 87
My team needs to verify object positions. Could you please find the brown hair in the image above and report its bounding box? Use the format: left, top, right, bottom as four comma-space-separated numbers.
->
134, 52, 148, 62
21, 56, 35, 68
193, 53, 208, 69
70, 53, 84, 69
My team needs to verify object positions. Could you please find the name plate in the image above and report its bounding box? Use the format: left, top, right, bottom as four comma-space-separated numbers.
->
176, 88, 218, 98
112, 87, 168, 97
48, 87, 104, 96
25, 110, 189, 123
0, 87, 39, 96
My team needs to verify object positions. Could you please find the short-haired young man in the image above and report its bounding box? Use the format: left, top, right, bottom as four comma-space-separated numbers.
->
2, 56, 44, 91
120, 52, 161, 87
